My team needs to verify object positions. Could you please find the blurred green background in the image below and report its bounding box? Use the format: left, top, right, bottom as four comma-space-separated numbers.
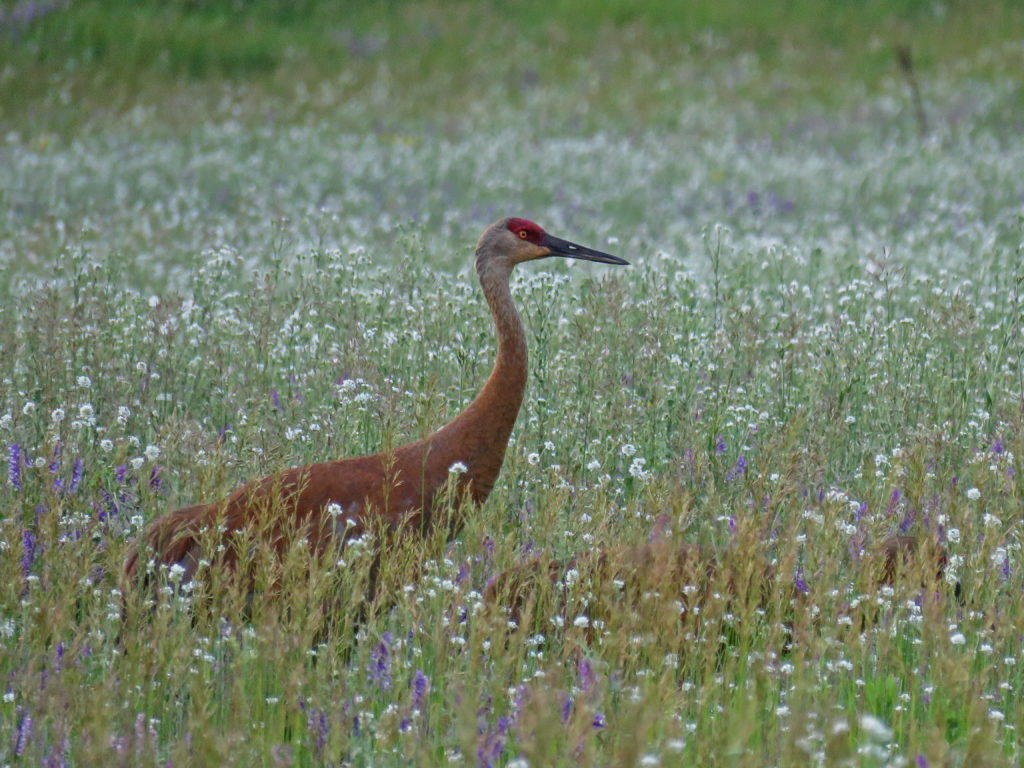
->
4, 0, 1023, 133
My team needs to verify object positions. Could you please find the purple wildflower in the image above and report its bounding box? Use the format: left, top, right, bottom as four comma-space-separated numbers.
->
855, 501, 868, 522
728, 515, 736, 535
578, 657, 595, 692
69, 458, 83, 493
886, 489, 900, 516
899, 504, 918, 534
217, 424, 233, 443
456, 561, 470, 584
477, 720, 507, 768
715, 435, 726, 455
1002, 555, 1011, 581
915, 754, 928, 768
271, 389, 282, 412
100, 490, 117, 522
8, 443, 22, 491
16, 707, 31, 756
793, 566, 809, 595
116, 464, 127, 485
511, 684, 526, 718
368, 633, 392, 690
300, 702, 329, 761
314, 710, 328, 756
21, 529, 36, 578
993, 440, 1004, 454
55, 642, 64, 674
49, 444, 61, 491
561, 694, 573, 724
411, 669, 429, 710
725, 454, 746, 482
592, 712, 606, 730
149, 465, 162, 491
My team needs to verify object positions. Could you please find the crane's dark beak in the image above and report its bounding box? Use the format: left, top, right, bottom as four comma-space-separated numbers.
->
542, 234, 629, 266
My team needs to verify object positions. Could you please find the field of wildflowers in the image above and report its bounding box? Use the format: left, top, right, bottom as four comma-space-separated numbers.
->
3, 2, 1024, 765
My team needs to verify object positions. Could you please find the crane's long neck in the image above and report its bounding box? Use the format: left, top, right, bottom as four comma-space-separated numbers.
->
418, 259, 527, 503
476, 262, 528, 420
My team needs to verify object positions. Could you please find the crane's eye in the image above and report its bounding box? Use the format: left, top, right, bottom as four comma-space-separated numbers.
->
518, 230, 529, 239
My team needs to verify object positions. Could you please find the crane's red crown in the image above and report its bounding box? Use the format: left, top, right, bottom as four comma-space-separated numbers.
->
507, 218, 545, 245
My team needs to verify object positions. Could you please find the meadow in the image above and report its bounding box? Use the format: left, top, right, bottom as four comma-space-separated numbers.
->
2, 1, 1024, 765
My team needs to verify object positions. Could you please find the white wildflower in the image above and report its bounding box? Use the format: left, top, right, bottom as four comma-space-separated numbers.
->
573, 615, 590, 628
629, 457, 650, 480
100, 439, 114, 453
966, 487, 981, 500
22, 401, 35, 416
859, 714, 892, 740
50, 408, 65, 423
448, 461, 468, 475
77, 375, 92, 388
620, 443, 637, 457
144, 444, 160, 461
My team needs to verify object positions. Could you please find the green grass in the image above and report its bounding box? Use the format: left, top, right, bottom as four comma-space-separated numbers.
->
4, 0, 1024, 133
2, 0, 1024, 765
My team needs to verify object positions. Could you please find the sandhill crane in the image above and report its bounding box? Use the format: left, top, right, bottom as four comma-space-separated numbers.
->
124, 218, 628, 588
483, 534, 955, 634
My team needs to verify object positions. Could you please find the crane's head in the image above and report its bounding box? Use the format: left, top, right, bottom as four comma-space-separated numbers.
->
476, 217, 629, 271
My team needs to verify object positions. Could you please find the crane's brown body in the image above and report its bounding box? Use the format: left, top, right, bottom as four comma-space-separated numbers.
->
124, 218, 627, 584
483, 534, 953, 630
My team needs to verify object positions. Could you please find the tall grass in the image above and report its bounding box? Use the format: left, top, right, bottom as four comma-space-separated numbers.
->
1, 216, 1021, 763
2, 1, 1024, 765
